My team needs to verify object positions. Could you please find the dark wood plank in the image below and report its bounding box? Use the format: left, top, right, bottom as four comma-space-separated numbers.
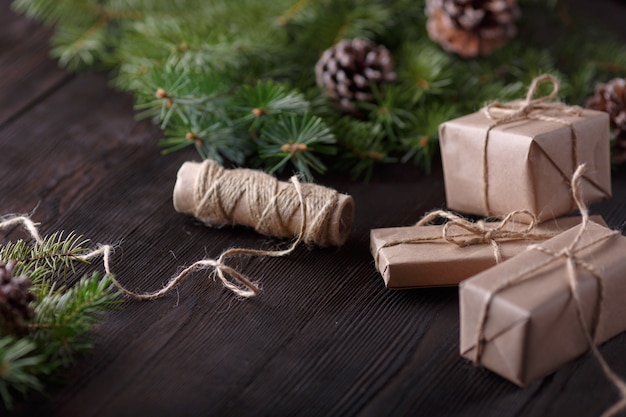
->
0, 0, 70, 127
3, 1, 626, 417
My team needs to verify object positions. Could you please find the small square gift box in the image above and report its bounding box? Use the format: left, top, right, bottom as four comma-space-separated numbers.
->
370, 209, 605, 289
439, 74, 611, 222
459, 172, 626, 388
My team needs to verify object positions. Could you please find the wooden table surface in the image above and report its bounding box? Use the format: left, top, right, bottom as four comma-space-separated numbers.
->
3, 1, 626, 416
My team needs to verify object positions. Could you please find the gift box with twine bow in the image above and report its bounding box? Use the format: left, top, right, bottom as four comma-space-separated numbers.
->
371, 210, 605, 289
439, 74, 611, 222
459, 165, 626, 417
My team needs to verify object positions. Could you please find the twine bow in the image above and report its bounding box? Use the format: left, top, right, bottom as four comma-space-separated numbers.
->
483, 74, 583, 124
416, 209, 542, 264
480, 74, 583, 216
374, 208, 552, 272
472, 164, 626, 417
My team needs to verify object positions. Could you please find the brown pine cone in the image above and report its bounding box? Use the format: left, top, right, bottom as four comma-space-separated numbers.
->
585, 78, 626, 163
315, 38, 396, 113
0, 261, 36, 335
426, 0, 521, 58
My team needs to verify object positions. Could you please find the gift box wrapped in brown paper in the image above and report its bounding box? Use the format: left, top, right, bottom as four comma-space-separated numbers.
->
439, 75, 611, 223
459, 220, 626, 387
370, 214, 605, 289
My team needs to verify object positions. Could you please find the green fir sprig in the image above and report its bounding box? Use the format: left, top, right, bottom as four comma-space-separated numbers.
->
258, 113, 337, 180
0, 224, 118, 409
0, 337, 42, 408
11, 0, 626, 179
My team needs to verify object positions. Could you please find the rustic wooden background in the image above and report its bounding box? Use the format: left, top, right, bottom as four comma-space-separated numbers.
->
2, 1, 626, 416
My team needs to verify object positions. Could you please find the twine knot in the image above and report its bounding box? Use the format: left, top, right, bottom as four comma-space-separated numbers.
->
406, 208, 545, 265
480, 228, 495, 243
483, 74, 582, 124
374, 209, 548, 272
440, 209, 536, 247
560, 247, 575, 259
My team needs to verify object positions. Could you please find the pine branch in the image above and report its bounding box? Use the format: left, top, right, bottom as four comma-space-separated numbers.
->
11, 0, 90, 26
51, 18, 110, 70
396, 40, 457, 96
285, 0, 393, 53
331, 116, 395, 181
0, 337, 43, 409
160, 112, 249, 165
359, 83, 421, 142
0, 232, 91, 284
31, 273, 119, 365
257, 113, 337, 180
12, 0, 626, 176
0, 222, 119, 408
133, 65, 233, 129
400, 103, 459, 172
231, 80, 310, 133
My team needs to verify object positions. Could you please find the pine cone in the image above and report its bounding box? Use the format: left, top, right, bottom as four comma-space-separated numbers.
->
315, 38, 396, 113
0, 261, 36, 335
426, 0, 521, 58
585, 78, 626, 163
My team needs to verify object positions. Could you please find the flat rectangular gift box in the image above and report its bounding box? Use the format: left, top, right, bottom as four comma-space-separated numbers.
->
370, 215, 605, 289
459, 220, 626, 386
439, 107, 611, 222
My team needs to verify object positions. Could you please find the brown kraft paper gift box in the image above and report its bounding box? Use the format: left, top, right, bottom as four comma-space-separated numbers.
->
370, 214, 605, 289
459, 220, 626, 387
439, 75, 611, 222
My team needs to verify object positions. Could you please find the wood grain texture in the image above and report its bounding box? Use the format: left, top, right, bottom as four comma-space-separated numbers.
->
0, 0, 70, 127
3, 1, 626, 416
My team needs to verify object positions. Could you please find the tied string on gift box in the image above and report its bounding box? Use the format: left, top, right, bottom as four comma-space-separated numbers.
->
473, 164, 626, 417
374, 208, 556, 270
481, 74, 583, 216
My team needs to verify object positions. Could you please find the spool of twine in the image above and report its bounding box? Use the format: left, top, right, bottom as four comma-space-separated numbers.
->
173, 160, 354, 247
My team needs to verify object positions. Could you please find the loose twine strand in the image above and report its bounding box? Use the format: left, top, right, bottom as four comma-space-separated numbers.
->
481, 74, 583, 215
125, 174, 308, 299
374, 208, 555, 271
472, 164, 626, 417
0, 215, 43, 244
0, 174, 309, 300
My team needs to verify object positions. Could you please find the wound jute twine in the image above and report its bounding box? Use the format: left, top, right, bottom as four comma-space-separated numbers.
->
473, 164, 626, 417
173, 160, 354, 247
374, 208, 557, 270
0, 161, 354, 300
481, 74, 583, 216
